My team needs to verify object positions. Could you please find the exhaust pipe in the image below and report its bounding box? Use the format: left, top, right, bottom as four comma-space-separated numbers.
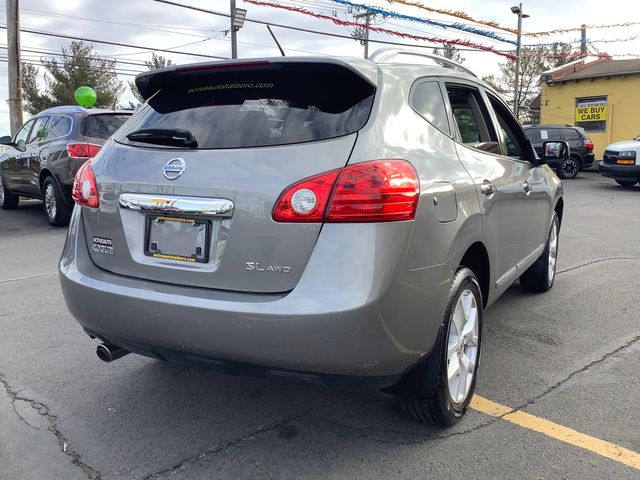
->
96, 343, 129, 363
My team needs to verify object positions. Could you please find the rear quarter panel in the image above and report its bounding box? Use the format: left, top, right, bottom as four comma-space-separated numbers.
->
347, 66, 482, 354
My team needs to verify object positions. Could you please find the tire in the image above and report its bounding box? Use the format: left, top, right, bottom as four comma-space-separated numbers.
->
615, 180, 638, 188
0, 171, 19, 210
42, 176, 72, 227
556, 157, 579, 179
396, 267, 483, 426
520, 212, 559, 293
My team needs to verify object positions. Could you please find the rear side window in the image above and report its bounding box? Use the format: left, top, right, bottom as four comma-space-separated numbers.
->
539, 129, 560, 141
47, 116, 72, 139
82, 114, 131, 139
410, 80, 450, 135
120, 62, 375, 149
560, 128, 580, 141
445, 84, 498, 154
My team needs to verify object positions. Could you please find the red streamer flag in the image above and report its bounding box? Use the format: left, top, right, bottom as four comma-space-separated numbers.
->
244, 0, 516, 60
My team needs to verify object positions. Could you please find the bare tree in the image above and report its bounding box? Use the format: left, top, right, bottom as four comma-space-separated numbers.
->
483, 43, 572, 123
128, 53, 173, 105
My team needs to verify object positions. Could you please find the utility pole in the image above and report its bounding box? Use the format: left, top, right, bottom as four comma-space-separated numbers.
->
230, 0, 238, 59
6, 0, 23, 136
580, 24, 587, 56
353, 12, 374, 59
511, 3, 529, 119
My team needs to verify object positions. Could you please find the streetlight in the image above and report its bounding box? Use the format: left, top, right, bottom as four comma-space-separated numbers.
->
230, 2, 247, 59
511, 3, 530, 119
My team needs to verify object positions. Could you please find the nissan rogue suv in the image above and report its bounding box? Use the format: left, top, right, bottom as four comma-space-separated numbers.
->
59, 50, 564, 425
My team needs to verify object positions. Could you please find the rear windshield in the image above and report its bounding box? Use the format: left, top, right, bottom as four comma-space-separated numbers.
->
82, 114, 131, 139
118, 62, 375, 149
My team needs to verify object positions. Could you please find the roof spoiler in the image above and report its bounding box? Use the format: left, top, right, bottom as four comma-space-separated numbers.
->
134, 61, 274, 101
134, 57, 378, 100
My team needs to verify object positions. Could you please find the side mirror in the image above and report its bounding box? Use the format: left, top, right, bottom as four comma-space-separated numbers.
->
0, 135, 12, 145
542, 141, 570, 163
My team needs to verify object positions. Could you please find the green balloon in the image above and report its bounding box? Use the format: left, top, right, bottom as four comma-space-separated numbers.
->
74, 86, 97, 107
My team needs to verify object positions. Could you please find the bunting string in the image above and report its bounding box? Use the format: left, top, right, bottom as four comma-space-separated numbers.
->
329, 0, 517, 45
384, 0, 518, 34
244, 0, 517, 59
528, 21, 640, 37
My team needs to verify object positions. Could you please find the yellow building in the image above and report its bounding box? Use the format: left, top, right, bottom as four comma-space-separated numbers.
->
540, 59, 640, 159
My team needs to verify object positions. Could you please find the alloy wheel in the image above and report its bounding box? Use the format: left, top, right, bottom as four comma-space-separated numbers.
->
447, 289, 479, 404
548, 219, 558, 283
561, 159, 578, 177
44, 183, 57, 221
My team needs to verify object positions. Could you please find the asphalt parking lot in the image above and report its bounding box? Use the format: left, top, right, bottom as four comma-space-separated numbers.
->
1, 171, 639, 480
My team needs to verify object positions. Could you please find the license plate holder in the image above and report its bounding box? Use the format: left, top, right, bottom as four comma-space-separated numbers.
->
144, 216, 210, 263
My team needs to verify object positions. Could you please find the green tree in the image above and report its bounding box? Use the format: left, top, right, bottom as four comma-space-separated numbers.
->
21, 41, 123, 114
128, 53, 173, 105
433, 43, 465, 64
482, 42, 573, 123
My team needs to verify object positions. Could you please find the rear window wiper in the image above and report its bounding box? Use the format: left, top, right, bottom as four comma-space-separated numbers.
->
126, 128, 198, 148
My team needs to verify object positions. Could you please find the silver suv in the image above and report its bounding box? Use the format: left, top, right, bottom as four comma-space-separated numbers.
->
59, 50, 564, 425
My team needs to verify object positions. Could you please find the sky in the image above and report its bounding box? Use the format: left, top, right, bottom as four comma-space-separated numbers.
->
1, 0, 639, 135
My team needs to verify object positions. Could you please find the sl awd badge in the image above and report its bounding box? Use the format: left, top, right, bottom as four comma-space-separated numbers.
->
163, 158, 186, 180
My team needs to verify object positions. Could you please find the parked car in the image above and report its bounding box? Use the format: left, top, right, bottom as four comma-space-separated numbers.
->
0, 106, 132, 226
59, 51, 564, 425
599, 138, 640, 187
523, 124, 594, 179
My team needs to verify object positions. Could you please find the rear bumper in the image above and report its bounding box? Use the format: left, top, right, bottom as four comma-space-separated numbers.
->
582, 153, 595, 166
59, 207, 451, 379
599, 162, 640, 179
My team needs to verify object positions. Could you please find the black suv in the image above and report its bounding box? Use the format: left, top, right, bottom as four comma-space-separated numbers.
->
0, 106, 131, 226
523, 124, 594, 179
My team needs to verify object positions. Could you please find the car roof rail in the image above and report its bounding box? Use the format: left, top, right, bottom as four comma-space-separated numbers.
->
369, 48, 477, 78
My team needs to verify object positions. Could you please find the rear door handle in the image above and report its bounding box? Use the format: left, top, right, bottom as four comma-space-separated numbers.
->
480, 180, 496, 195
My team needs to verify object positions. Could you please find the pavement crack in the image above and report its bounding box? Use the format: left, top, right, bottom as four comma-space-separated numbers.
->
505, 333, 640, 417
141, 411, 311, 480
0, 272, 57, 285
557, 257, 640, 275
0, 373, 102, 480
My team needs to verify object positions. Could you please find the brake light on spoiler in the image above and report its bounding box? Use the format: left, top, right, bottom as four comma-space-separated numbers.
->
273, 160, 420, 223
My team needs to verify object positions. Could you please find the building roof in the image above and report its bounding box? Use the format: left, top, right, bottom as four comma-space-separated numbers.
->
546, 59, 640, 84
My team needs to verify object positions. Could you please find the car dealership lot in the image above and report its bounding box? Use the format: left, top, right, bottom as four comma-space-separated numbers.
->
1, 172, 638, 479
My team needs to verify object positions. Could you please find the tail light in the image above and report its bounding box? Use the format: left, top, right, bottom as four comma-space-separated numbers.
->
584, 141, 594, 150
273, 160, 419, 223
71, 161, 99, 208
67, 143, 101, 159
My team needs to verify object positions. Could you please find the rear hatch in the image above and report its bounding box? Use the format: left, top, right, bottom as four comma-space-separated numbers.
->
83, 60, 376, 293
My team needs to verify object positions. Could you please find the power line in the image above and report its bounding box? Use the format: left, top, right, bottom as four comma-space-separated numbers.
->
0, 57, 141, 77
0, 45, 151, 69
0, 25, 227, 60
151, 0, 509, 53
19, 7, 213, 39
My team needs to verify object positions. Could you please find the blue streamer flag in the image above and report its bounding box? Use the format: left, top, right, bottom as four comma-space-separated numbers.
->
330, 0, 518, 45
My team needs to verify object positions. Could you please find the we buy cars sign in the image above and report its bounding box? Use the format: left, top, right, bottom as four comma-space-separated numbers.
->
575, 99, 607, 122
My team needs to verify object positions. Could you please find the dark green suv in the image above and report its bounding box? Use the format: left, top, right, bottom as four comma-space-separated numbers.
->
524, 124, 595, 179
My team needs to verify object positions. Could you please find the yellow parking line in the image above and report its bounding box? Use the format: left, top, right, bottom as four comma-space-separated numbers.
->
471, 395, 640, 471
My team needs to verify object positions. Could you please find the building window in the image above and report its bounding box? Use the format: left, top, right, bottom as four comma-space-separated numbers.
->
575, 96, 607, 132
